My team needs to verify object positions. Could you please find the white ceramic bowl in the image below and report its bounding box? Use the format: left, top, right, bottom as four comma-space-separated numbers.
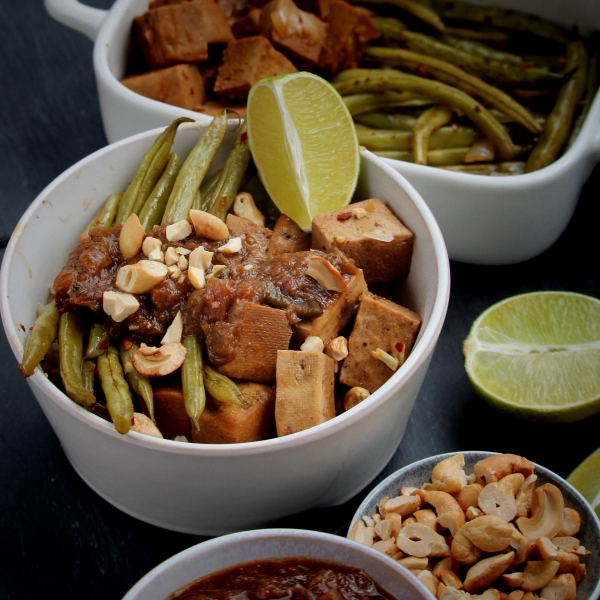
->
123, 528, 434, 600
44, 0, 600, 266
348, 451, 600, 600
0, 122, 449, 535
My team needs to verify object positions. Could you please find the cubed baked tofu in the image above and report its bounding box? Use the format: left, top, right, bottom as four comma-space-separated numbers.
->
318, 0, 378, 73
260, 0, 328, 70
121, 64, 206, 111
147, 0, 234, 44
295, 0, 330, 20
134, 3, 209, 68
275, 350, 335, 436
225, 213, 273, 252
293, 262, 366, 345
268, 214, 311, 256
311, 198, 414, 284
232, 9, 263, 38
339, 291, 421, 393
192, 382, 276, 443
218, 299, 292, 382
153, 384, 191, 440
214, 36, 297, 100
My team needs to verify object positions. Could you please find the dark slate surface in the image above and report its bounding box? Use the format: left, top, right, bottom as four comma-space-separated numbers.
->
0, 1, 599, 598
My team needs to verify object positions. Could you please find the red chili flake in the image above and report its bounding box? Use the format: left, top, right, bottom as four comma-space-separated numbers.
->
122, 339, 133, 352
182, 71, 189, 81
241, 132, 248, 142
416, 64, 428, 76
190, 88, 195, 95
98, 340, 109, 350
337, 212, 353, 222
395, 342, 405, 352
130, 415, 135, 425
475, 105, 481, 112
521, 61, 535, 69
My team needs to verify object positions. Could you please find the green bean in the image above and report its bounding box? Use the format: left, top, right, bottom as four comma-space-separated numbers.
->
81, 359, 96, 394
207, 121, 251, 220
441, 36, 523, 66
334, 71, 516, 159
375, 147, 471, 166
84, 192, 122, 233
181, 335, 206, 433
432, 0, 570, 45
116, 117, 192, 224
442, 161, 526, 175
347, 0, 444, 31
413, 104, 453, 164
97, 346, 134, 435
85, 323, 109, 359
362, 52, 542, 133
193, 168, 223, 211
443, 26, 510, 44
343, 91, 433, 115
355, 112, 418, 131
18, 302, 60, 377
203, 363, 251, 409
356, 122, 477, 152
566, 53, 599, 150
525, 41, 588, 173
373, 16, 406, 37
162, 110, 229, 225
120, 341, 155, 422
59, 311, 95, 408
396, 29, 565, 89
138, 152, 181, 231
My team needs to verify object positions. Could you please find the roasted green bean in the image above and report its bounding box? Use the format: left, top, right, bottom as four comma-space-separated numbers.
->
85, 323, 109, 359
116, 117, 192, 224
347, 0, 444, 31
355, 111, 418, 131
360, 52, 542, 133
443, 26, 510, 44
566, 53, 599, 150
181, 335, 206, 433
207, 121, 251, 220
97, 346, 134, 435
442, 161, 526, 175
525, 41, 588, 173
432, 0, 570, 45
441, 36, 523, 66
334, 71, 516, 159
59, 311, 95, 408
193, 168, 223, 211
120, 341, 155, 422
162, 110, 229, 225
84, 192, 122, 233
413, 104, 453, 164
18, 302, 60, 377
343, 90, 433, 115
375, 147, 471, 166
203, 364, 251, 409
138, 152, 181, 231
81, 359, 96, 394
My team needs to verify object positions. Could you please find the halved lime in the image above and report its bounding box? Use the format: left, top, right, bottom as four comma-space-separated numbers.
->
463, 291, 600, 422
567, 447, 600, 518
246, 72, 360, 232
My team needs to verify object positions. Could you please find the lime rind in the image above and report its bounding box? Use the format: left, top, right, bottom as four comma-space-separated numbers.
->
464, 291, 600, 423
567, 447, 600, 512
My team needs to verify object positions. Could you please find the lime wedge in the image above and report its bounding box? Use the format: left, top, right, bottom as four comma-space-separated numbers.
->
246, 72, 360, 232
463, 291, 600, 422
567, 447, 600, 519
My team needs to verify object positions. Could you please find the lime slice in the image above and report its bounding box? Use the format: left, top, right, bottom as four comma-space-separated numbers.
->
246, 72, 360, 232
567, 447, 600, 519
463, 291, 600, 422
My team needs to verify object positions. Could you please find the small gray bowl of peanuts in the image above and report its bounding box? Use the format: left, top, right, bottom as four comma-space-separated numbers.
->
348, 451, 600, 600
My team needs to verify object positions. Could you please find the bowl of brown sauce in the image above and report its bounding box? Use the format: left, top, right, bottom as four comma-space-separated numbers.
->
122, 528, 434, 600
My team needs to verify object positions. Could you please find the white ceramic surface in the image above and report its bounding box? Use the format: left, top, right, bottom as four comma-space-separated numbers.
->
0, 122, 449, 535
45, 0, 600, 266
348, 451, 600, 600
123, 529, 434, 600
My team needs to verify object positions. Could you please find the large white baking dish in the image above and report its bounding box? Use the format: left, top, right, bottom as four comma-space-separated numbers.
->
45, 0, 600, 265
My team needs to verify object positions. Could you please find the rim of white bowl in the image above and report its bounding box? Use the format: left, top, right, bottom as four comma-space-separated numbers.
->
122, 528, 435, 600
0, 124, 449, 457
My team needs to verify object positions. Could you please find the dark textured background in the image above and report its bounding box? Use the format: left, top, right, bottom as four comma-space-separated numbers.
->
1, 1, 599, 597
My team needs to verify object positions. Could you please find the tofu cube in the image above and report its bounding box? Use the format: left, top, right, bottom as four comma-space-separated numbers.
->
260, 0, 328, 70
293, 261, 366, 344
311, 198, 413, 284
134, 3, 209, 68
218, 299, 292, 382
275, 350, 335, 436
232, 9, 262, 38
318, 0, 378, 73
268, 214, 311, 256
153, 384, 191, 440
294, 0, 330, 20
214, 36, 297, 100
339, 291, 421, 393
225, 213, 273, 253
121, 64, 206, 111
192, 382, 276, 443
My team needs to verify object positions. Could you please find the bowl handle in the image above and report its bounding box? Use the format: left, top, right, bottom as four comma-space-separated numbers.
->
44, 0, 107, 42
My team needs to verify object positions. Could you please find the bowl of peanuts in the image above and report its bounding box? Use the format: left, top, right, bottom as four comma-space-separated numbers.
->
348, 451, 600, 600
